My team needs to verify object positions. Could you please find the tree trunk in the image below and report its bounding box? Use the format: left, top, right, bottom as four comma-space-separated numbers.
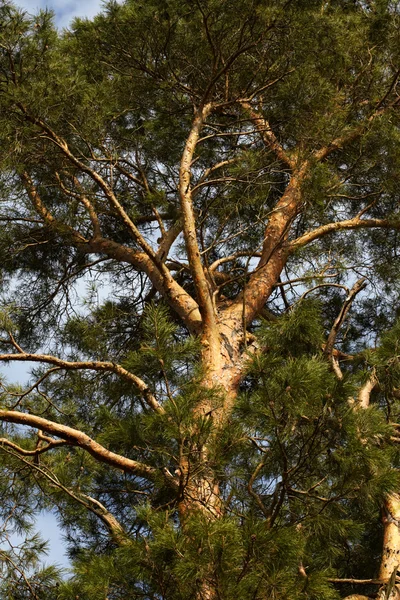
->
375, 495, 400, 599
176, 323, 251, 599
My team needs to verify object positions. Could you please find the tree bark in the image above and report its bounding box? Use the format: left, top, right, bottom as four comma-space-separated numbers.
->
379, 495, 400, 582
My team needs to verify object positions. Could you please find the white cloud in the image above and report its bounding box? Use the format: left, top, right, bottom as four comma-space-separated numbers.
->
16, 0, 106, 28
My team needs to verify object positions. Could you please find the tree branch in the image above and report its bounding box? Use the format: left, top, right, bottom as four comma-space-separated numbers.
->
0, 437, 68, 456
358, 369, 378, 409
329, 578, 382, 584
290, 217, 400, 251
342, 596, 375, 600
81, 493, 129, 546
0, 549, 40, 600
56, 172, 102, 238
18, 105, 165, 268
85, 238, 202, 334
179, 103, 218, 341
324, 278, 367, 363
240, 102, 294, 168
21, 173, 202, 333
0, 410, 159, 481
0, 445, 130, 546
21, 172, 87, 246
224, 166, 307, 325
0, 351, 164, 414
313, 101, 395, 163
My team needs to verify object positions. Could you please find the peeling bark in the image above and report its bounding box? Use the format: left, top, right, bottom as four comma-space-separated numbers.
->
379, 495, 400, 581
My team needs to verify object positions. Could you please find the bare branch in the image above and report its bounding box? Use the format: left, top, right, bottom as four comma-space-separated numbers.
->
157, 220, 182, 262
324, 278, 367, 361
329, 577, 383, 584
290, 217, 400, 251
209, 251, 262, 273
0, 410, 160, 481
240, 101, 295, 169
81, 493, 129, 546
0, 437, 68, 456
358, 368, 378, 409
179, 103, 218, 340
297, 282, 349, 303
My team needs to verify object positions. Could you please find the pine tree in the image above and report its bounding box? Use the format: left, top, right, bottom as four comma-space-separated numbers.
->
1, 0, 400, 597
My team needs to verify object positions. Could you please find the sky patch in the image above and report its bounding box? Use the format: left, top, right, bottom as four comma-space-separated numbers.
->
16, 0, 105, 28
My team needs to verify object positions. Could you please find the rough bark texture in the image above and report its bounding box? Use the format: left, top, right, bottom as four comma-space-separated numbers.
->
380, 495, 400, 581
2, 7, 400, 595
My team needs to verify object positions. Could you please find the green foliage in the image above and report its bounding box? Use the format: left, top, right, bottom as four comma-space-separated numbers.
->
0, 0, 399, 597
0, 531, 64, 599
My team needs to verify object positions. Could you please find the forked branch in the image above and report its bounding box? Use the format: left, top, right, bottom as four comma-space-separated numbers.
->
0, 410, 159, 481
22, 171, 202, 334
324, 278, 367, 372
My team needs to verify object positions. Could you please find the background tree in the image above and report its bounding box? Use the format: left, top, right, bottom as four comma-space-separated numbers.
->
0, 0, 400, 598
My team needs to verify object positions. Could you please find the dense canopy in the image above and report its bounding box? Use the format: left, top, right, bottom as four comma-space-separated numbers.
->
0, 0, 400, 598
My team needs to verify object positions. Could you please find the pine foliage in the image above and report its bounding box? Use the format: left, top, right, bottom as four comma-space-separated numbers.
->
0, 0, 400, 598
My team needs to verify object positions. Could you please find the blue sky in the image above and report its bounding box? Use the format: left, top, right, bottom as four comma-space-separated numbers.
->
16, 0, 106, 28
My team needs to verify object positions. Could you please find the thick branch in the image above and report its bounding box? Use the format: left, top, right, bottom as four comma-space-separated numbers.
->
86, 238, 202, 333
290, 217, 400, 251
224, 167, 307, 325
179, 104, 218, 340
358, 369, 377, 409
21, 174, 202, 333
240, 101, 295, 169
0, 410, 158, 480
342, 596, 375, 600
